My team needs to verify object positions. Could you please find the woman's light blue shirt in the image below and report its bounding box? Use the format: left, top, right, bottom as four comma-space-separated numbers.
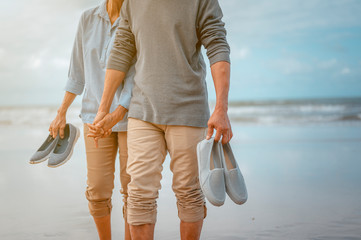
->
65, 0, 134, 132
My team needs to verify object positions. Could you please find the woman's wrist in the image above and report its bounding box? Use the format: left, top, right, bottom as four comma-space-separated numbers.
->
57, 107, 67, 116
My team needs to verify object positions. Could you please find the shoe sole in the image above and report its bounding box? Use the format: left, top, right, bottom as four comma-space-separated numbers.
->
29, 154, 50, 164
226, 188, 247, 205
197, 143, 207, 196
48, 127, 80, 168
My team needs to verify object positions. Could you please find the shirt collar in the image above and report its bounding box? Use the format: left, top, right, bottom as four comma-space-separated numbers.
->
94, 0, 121, 27
94, 0, 109, 21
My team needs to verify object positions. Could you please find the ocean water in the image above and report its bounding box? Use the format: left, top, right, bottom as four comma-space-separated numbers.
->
1, 98, 361, 127
0, 98, 361, 239
225, 98, 361, 125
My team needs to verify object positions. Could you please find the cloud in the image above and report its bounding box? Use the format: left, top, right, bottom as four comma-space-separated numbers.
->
272, 58, 312, 75
318, 59, 338, 69
24, 54, 69, 70
238, 47, 250, 59
51, 58, 70, 69
270, 56, 358, 78
232, 46, 251, 60
341, 67, 351, 75
27, 56, 43, 69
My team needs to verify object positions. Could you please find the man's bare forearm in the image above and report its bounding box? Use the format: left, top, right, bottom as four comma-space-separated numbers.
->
103, 104, 128, 129
211, 61, 230, 112
98, 69, 127, 113
206, 61, 232, 143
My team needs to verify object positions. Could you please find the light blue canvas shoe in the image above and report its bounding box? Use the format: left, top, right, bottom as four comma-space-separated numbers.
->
29, 134, 59, 164
48, 123, 80, 168
197, 137, 226, 206
221, 142, 248, 205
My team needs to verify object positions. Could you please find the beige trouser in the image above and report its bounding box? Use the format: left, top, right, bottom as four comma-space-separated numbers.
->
126, 118, 207, 225
83, 124, 131, 219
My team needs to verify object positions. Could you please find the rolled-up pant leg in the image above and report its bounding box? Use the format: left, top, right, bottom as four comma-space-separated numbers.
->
117, 131, 131, 221
165, 125, 207, 222
126, 118, 167, 225
84, 124, 118, 218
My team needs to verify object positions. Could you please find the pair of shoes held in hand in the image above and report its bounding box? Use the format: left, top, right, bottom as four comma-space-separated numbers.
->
29, 123, 80, 168
197, 137, 248, 206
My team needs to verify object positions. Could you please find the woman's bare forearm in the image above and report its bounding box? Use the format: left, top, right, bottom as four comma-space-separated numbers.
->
98, 69, 127, 113
58, 91, 77, 115
49, 91, 76, 138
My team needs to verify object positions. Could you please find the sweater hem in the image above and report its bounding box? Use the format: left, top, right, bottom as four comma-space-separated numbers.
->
128, 112, 209, 128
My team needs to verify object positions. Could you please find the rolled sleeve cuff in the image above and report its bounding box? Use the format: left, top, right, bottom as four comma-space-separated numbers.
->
106, 54, 131, 73
64, 79, 84, 95
118, 92, 131, 110
209, 51, 231, 66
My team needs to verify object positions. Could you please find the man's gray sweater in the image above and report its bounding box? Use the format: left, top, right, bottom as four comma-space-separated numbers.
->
107, 0, 230, 127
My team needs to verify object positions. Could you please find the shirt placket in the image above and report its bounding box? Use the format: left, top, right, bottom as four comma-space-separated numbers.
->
100, 23, 112, 67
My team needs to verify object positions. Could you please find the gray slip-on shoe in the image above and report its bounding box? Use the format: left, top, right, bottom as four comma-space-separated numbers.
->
221, 142, 248, 205
197, 137, 226, 206
29, 134, 59, 164
48, 123, 80, 168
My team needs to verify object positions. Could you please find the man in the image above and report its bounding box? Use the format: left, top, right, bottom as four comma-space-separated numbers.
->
89, 0, 232, 239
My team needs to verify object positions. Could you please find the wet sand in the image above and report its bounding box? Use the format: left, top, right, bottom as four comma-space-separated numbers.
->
1, 108, 361, 239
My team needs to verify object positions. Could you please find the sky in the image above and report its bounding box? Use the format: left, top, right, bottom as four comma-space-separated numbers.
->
0, 0, 360, 106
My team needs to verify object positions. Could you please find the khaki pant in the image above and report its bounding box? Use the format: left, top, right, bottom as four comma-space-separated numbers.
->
83, 124, 131, 219
126, 118, 207, 225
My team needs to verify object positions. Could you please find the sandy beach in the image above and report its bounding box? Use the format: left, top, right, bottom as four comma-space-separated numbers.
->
1, 103, 361, 239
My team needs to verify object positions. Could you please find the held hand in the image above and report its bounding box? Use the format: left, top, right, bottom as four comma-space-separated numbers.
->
49, 112, 66, 139
93, 111, 108, 126
87, 122, 112, 148
96, 105, 126, 133
87, 114, 114, 140
87, 106, 128, 147
206, 108, 233, 144
87, 111, 108, 147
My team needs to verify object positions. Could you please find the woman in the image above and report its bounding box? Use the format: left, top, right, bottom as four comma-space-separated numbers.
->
48, 0, 133, 239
